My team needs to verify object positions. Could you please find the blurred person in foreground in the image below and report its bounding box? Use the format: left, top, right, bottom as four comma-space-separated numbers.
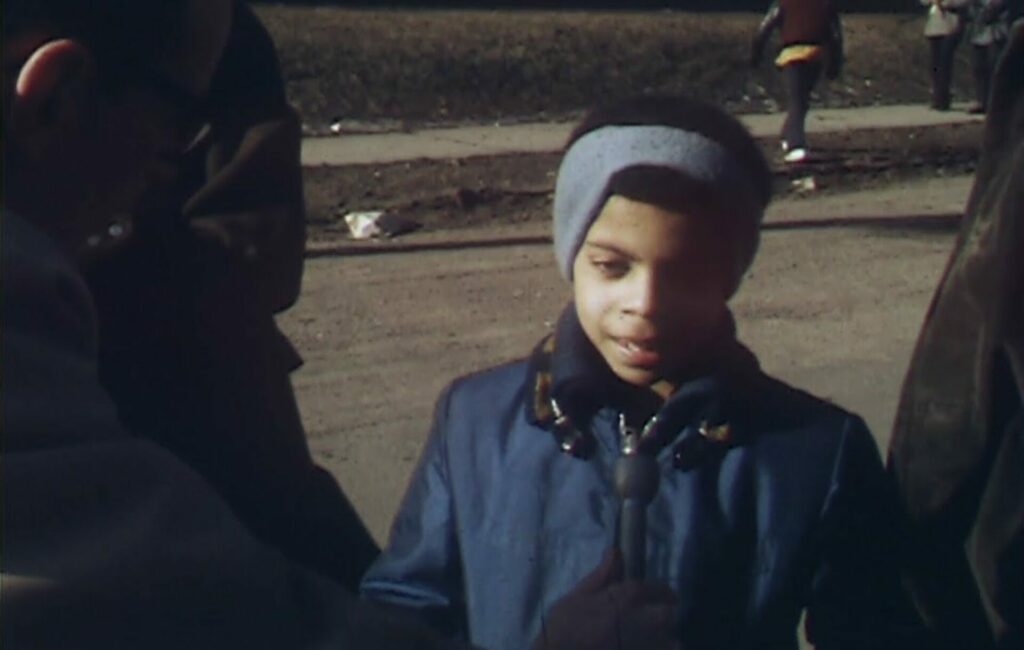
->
1, 2, 675, 647
1, 2, 410, 646
81, 0, 378, 590
889, 22, 1024, 650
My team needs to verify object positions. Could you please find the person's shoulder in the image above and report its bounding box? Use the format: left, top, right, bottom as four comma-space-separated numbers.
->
2, 209, 96, 342
737, 373, 881, 479
440, 358, 532, 409
431, 358, 536, 451
740, 371, 869, 438
446, 358, 532, 399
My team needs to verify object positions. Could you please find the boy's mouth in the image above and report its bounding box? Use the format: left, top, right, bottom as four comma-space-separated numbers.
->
612, 336, 662, 368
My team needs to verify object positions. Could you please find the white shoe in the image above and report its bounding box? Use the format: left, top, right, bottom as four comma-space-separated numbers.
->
784, 147, 808, 163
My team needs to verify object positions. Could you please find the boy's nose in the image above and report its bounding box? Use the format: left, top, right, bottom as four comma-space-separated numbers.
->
622, 271, 663, 319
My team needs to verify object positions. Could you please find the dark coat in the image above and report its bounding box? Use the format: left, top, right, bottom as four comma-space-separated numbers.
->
0, 210, 465, 650
888, 24, 1024, 650
363, 309, 900, 650
82, 1, 378, 588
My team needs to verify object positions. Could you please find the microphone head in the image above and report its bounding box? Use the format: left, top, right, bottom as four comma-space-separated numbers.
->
614, 453, 660, 503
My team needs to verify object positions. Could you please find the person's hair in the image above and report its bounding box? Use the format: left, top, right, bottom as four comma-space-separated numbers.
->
4, 0, 190, 86
566, 94, 773, 216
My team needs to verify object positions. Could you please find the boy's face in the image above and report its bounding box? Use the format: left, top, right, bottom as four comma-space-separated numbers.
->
572, 194, 734, 397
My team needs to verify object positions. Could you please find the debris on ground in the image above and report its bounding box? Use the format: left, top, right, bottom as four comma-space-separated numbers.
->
791, 176, 818, 193
343, 210, 421, 239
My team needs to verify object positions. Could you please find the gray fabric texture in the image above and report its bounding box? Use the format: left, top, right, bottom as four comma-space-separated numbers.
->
552, 125, 765, 281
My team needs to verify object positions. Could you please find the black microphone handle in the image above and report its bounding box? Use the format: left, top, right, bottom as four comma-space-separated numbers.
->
619, 497, 647, 581
614, 453, 660, 581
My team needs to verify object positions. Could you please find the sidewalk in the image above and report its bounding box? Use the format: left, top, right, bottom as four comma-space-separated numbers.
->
301, 103, 982, 167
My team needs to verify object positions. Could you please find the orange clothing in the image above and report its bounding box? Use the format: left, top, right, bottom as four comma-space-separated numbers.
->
776, 44, 824, 66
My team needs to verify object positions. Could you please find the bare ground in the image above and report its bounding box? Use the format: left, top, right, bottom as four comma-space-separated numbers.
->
303, 122, 982, 236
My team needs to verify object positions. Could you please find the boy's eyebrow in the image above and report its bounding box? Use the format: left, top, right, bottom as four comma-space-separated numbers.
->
581, 240, 636, 259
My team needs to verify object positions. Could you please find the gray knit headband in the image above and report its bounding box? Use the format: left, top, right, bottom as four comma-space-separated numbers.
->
552, 125, 765, 281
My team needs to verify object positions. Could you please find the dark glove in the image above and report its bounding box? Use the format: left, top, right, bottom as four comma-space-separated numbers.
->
529, 549, 680, 650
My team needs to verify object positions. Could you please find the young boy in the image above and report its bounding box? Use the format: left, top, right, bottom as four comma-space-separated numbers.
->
361, 95, 900, 650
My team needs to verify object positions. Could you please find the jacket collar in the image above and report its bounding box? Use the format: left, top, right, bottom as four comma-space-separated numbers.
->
526, 303, 762, 462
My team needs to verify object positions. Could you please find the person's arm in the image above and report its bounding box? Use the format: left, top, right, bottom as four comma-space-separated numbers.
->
361, 385, 468, 638
178, 0, 305, 315
803, 417, 902, 650
750, 2, 782, 67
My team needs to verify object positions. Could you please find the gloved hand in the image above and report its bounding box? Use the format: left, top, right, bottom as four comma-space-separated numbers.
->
529, 549, 680, 650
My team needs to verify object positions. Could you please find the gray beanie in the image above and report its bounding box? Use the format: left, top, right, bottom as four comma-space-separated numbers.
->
552, 125, 767, 283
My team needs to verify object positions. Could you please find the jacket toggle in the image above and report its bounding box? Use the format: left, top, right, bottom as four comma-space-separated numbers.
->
528, 332, 740, 470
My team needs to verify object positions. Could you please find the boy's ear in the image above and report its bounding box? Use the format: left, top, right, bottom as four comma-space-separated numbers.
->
8, 39, 99, 161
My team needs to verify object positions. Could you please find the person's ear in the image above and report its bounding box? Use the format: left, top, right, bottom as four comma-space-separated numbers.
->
8, 39, 99, 161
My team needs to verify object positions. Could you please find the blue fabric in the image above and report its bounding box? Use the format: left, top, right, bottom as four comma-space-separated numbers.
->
362, 353, 898, 650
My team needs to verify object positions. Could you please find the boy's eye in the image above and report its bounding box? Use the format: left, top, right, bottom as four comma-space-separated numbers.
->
591, 257, 630, 278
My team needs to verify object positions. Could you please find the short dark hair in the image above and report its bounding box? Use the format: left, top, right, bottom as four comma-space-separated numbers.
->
567, 94, 773, 214
4, 0, 190, 81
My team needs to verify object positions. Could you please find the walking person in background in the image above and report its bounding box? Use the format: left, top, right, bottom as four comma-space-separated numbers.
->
750, 0, 843, 164
922, 0, 972, 111
966, 0, 1010, 113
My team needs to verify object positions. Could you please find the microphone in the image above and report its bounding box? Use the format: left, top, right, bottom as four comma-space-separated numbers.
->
614, 425, 660, 581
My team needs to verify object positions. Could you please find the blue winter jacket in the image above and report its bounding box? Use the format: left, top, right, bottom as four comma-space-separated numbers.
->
362, 308, 899, 650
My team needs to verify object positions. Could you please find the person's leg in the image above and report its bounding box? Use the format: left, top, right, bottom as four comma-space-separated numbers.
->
781, 63, 808, 152
929, 36, 947, 109
781, 60, 821, 160
936, 32, 963, 110
971, 43, 991, 112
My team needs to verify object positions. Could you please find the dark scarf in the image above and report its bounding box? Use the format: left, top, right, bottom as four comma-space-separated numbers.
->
526, 303, 761, 463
